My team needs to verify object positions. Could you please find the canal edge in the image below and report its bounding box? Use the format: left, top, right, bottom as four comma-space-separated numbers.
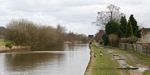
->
84, 46, 93, 75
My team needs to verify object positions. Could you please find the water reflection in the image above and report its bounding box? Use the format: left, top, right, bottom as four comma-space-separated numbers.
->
0, 44, 90, 75
4, 53, 64, 71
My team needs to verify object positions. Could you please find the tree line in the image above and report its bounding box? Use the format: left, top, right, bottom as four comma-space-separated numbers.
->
5, 20, 65, 50
3, 19, 89, 50
64, 32, 89, 44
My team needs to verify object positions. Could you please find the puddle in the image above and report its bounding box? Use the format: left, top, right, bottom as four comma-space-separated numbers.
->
113, 54, 119, 56
117, 58, 125, 60
138, 68, 148, 72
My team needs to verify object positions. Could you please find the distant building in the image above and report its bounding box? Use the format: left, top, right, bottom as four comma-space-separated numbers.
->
88, 35, 94, 41
140, 28, 150, 43
88, 35, 94, 39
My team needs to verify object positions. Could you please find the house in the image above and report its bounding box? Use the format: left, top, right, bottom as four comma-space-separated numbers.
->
140, 28, 150, 43
88, 35, 94, 41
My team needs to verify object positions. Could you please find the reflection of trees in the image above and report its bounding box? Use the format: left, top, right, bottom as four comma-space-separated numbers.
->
66, 44, 89, 51
68, 44, 75, 51
4, 53, 64, 71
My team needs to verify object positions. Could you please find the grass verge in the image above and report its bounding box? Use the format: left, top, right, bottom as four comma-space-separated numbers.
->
133, 51, 150, 66
113, 49, 137, 67
91, 43, 120, 75
118, 48, 150, 66
143, 70, 150, 75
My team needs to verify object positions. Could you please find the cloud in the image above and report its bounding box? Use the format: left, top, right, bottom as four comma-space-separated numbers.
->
64, 22, 98, 35
0, 0, 150, 35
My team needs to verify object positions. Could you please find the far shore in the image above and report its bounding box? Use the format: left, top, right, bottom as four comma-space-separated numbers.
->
0, 46, 30, 53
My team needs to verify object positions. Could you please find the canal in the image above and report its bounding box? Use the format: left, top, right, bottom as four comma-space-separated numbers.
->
0, 44, 90, 75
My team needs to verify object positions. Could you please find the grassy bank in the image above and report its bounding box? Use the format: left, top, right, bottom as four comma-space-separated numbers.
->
133, 51, 150, 66
134, 52, 150, 75
88, 43, 120, 75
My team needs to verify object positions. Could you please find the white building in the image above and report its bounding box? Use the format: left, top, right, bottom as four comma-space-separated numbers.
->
141, 28, 150, 43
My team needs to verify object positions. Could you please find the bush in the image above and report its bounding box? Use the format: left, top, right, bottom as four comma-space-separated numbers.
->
105, 21, 120, 35
5, 40, 14, 49
102, 34, 109, 46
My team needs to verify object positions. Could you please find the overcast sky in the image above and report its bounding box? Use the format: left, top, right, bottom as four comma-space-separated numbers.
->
0, 0, 150, 35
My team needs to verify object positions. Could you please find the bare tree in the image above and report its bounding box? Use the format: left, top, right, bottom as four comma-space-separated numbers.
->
96, 4, 124, 29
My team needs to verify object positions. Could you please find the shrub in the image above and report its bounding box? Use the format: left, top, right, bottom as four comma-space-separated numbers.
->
105, 21, 120, 35
5, 40, 14, 49
102, 34, 109, 46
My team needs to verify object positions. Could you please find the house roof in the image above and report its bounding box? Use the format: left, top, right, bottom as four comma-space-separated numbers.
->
141, 28, 150, 32
141, 28, 150, 35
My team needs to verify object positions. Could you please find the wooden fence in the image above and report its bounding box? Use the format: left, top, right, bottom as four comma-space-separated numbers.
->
119, 43, 150, 56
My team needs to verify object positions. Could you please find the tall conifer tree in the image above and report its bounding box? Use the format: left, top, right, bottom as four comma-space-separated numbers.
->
120, 16, 127, 37
127, 14, 139, 37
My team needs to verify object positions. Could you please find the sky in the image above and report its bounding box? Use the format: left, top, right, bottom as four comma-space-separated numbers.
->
0, 0, 150, 35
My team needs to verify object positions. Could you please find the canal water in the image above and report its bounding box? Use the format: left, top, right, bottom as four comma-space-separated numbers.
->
0, 44, 90, 75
